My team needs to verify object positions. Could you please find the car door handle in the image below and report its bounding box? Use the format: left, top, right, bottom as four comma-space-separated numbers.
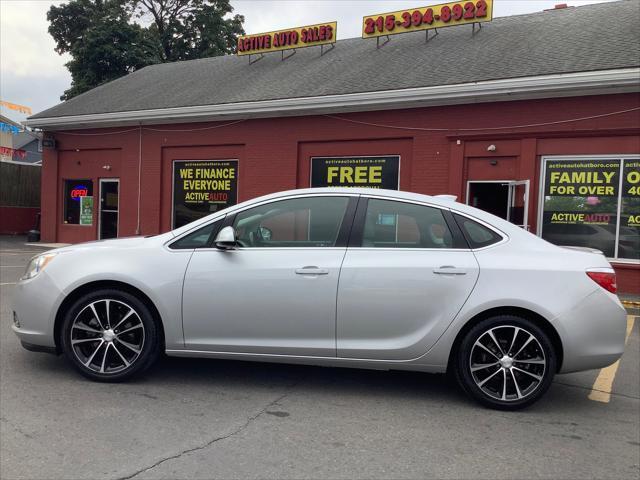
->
433, 266, 467, 275
295, 266, 329, 275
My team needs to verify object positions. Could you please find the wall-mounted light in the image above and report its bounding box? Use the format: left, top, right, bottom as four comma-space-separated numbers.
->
102, 165, 112, 171
487, 144, 497, 152
490, 160, 498, 166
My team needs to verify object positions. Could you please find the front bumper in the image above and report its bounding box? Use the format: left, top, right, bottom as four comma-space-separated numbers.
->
20, 341, 58, 354
554, 288, 628, 373
11, 271, 64, 351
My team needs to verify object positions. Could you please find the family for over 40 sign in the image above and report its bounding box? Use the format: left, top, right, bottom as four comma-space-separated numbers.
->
362, 0, 493, 38
173, 160, 238, 228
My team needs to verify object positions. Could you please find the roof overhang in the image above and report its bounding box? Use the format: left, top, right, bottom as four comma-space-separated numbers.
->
25, 68, 640, 130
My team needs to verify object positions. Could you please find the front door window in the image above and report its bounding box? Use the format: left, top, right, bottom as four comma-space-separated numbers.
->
232, 196, 350, 248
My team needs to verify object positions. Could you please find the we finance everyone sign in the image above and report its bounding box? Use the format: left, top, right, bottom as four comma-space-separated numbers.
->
311, 156, 400, 189
173, 160, 238, 228
237, 22, 337, 56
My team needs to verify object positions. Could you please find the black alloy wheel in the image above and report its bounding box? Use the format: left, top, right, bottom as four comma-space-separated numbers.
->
454, 315, 557, 410
61, 289, 161, 381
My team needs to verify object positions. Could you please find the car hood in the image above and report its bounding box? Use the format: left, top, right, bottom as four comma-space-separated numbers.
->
50, 236, 153, 254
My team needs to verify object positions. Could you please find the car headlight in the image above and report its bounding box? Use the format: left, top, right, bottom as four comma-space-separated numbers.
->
22, 253, 57, 280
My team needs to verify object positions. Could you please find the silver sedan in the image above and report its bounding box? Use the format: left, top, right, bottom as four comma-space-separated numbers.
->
12, 188, 627, 409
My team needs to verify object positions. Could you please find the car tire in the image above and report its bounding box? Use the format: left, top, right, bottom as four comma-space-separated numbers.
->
60, 289, 161, 382
454, 315, 557, 410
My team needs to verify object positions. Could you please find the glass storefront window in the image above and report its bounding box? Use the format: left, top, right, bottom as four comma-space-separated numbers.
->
63, 180, 93, 225
540, 157, 639, 261
619, 160, 640, 260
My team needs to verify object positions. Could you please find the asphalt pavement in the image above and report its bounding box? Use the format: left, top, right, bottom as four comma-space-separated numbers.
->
1, 236, 638, 480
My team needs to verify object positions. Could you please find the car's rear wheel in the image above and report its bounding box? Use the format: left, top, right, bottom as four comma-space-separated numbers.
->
454, 315, 557, 410
60, 289, 161, 382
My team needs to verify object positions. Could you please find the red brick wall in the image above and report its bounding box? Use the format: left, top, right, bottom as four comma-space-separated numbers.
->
616, 265, 640, 295
0, 206, 40, 235
40, 93, 640, 292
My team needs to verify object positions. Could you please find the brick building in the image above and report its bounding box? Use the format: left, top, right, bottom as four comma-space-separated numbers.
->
25, 1, 640, 292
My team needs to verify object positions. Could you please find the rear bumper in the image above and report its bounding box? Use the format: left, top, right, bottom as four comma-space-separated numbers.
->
554, 288, 628, 373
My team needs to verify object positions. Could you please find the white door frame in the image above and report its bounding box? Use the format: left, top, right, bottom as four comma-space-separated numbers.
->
98, 178, 120, 240
509, 180, 530, 230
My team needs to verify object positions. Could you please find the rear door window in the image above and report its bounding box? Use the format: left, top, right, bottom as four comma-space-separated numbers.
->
360, 199, 454, 248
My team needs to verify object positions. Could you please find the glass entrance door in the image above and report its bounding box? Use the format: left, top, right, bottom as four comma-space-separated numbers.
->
467, 180, 529, 229
99, 179, 119, 239
507, 180, 530, 230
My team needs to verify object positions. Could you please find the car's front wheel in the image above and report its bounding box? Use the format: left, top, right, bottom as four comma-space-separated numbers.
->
60, 289, 161, 381
454, 315, 557, 410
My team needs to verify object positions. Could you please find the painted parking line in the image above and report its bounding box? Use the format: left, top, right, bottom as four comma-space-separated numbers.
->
0, 282, 17, 286
588, 315, 636, 403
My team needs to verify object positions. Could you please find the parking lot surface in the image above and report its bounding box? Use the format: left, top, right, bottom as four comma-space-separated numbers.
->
1, 236, 638, 480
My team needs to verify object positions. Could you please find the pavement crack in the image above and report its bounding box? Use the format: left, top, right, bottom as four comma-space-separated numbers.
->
553, 380, 640, 400
118, 384, 297, 480
0, 416, 34, 439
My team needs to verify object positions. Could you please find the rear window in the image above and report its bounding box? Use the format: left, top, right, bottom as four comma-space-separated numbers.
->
454, 214, 503, 248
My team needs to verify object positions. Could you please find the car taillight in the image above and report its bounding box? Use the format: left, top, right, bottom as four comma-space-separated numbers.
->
586, 270, 617, 294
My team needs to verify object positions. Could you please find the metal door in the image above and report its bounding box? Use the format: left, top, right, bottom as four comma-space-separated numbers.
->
337, 197, 479, 360
181, 195, 357, 356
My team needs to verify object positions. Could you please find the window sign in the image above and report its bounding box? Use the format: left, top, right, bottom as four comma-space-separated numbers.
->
620, 160, 640, 260
173, 160, 238, 228
540, 157, 639, 261
311, 156, 400, 189
64, 180, 93, 224
79, 196, 93, 226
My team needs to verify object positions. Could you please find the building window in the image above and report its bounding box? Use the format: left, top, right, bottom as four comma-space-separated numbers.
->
63, 180, 93, 224
540, 157, 639, 261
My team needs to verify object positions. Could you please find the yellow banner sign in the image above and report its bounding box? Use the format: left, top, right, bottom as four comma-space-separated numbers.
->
237, 22, 337, 56
362, 0, 493, 38
0, 100, 32, 115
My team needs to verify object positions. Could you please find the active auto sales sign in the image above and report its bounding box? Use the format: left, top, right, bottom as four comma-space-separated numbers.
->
362, 0, 493, 38
311, 156, 400, 189
173, 160, 238, 228
237, 22, 337, 56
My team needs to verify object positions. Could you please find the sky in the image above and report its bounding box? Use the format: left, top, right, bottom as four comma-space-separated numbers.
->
0, 0, 617, 122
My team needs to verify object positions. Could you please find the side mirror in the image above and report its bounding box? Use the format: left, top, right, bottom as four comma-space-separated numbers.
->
214, 226, 237, 250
